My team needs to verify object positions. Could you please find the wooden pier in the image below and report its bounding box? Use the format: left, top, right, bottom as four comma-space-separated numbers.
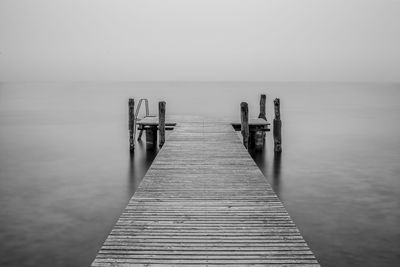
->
92, 118, 319, 266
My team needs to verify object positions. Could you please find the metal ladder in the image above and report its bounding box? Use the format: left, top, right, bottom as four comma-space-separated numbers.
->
134, 98, 151, 141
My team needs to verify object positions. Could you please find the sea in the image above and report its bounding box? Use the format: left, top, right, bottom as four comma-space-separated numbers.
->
0, 81, 399, 267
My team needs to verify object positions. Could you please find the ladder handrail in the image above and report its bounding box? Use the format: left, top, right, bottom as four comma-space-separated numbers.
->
135, 98, 149, 121
133, 98, 149, 142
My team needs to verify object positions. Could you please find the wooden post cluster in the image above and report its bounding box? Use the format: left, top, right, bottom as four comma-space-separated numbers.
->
240, 102, 249, 149
159, 101, 166, 147
128, 98, 135, 151
273, 98, 282, 152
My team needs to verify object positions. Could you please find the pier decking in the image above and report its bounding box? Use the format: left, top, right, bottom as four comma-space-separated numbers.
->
136, 116, 177, 128
92, 119, 319, 266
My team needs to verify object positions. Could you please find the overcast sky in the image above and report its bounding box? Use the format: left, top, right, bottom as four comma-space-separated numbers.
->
0, 0, 399, 82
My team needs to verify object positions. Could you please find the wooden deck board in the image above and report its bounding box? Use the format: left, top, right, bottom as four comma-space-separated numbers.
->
137, 116, 176, 127
92, 118, 319, 266
231, 118, 270, 131
231, 118, 271, 126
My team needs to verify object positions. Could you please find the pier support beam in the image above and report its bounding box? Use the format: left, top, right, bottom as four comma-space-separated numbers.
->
273, 98, 282, 152
128, 98, 135, 151
146, 126, 157, 150
249, 130, 265, 151
159, 101, 166, 148
240, 102, 249, 149
93, 118, 320, 267
251, 94, 267, 150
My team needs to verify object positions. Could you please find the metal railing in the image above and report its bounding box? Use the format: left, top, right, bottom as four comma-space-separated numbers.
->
134, 99, 150, 141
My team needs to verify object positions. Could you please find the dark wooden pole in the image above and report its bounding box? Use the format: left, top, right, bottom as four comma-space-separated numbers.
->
128, 98, 135, 151
258, 94, 266, 120
146, 127, 157, 150
252, 94, 267, 150
254, 131, 265, 150
159, 101, 166, 147
240, 102, 249, 149
273, 98, 282, 152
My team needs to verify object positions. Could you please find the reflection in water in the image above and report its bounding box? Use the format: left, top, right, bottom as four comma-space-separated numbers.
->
1, 82, 400, 267
247, 130, 268, 175
249, 140, 282, 196
272, 151, 282, 194
250, 149, 267, 173
127, 138, 158, 196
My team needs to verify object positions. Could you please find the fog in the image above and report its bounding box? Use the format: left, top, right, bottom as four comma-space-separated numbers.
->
0, 0, 399, 82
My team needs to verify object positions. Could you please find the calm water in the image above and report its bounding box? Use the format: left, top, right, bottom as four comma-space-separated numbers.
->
0, 82, 399, 266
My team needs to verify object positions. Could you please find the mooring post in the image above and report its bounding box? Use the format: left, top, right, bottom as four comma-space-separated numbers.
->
159, 101, 166, 147
146, 126, 157, 150
128, 98, 135, 151
241, 102, 249, 149
273, 98, 282, 152
253, 94, 267, 150
258, 94, 266, 120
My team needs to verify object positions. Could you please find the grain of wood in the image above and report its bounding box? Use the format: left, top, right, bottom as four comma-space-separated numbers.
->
128, 99, 135, 151
273, 98, 282, 152
158, 101, 166, 147
258, 94, 267, 120
92, 117, 319, 266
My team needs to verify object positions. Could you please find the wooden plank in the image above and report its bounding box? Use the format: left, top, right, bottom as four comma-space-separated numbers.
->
231, 118, 271, 132
137, 116, 176, 127
232, 118, 271, 126
92, 117, 319, 266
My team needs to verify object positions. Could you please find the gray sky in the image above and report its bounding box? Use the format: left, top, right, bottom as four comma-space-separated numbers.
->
0, 0, 399, 82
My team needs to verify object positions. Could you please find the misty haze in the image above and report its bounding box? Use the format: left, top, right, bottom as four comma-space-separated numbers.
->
0, 1, 399, 267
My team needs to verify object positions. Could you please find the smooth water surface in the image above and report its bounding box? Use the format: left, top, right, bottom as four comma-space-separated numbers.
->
0, 82, 399, 266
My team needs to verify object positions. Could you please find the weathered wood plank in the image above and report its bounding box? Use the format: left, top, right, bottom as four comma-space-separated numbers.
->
91, 118, 319, 266
137, 116, 176, 127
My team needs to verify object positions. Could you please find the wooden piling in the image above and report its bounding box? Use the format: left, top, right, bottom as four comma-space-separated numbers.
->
128, 98, 135, 151
249, 130, 265, 151
258, 94, 266, 120
159, 101, 166, 147
240, 102, 249, 149
252, 94, 267, 150
92, 118, 320, 266
146, 126, 157, 150
273, 98, 282, 152
254, 131, 265, 150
